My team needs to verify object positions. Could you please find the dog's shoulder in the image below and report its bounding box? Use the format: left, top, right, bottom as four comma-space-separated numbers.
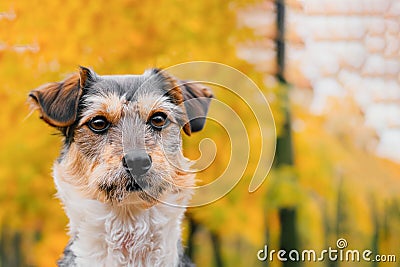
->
57, 239, 76, 267
178, 242, 195, 267
178, 253, 195, 267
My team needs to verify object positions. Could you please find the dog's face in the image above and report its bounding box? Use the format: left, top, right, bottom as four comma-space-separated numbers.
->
29, 67, 212, 207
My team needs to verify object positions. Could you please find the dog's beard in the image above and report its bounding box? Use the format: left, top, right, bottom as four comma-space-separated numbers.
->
93, 166, 171, 205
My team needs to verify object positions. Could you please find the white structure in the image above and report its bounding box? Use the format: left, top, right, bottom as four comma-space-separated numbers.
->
237, 0, 400, 162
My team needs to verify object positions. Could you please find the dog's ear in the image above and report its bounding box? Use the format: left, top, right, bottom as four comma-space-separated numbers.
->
28, 67, 92, 128
180, 81, 213, 136
153, 69, 213, 136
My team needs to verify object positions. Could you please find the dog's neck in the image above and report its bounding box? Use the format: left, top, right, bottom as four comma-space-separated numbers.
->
54, 167, 190, 267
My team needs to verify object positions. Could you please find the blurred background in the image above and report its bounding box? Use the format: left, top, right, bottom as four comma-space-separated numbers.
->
0, 0, 399, 266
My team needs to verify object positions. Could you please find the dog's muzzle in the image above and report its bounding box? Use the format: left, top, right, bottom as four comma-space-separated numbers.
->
122, 149, 152, 176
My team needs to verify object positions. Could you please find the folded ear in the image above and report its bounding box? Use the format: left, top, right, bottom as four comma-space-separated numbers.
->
28, 67, 92, 129
152, 69, 213, 136
180, 81, 213, 135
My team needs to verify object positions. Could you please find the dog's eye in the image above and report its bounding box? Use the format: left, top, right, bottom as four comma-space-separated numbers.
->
87, 116, 110, 133
149, 112, 169, 130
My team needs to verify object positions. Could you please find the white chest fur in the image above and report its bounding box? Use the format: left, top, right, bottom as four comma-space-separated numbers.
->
54, 168, 188, 267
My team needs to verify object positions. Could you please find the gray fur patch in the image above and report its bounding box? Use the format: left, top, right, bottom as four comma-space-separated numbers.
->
178, 241, 195, 267
57, 239, 76, 267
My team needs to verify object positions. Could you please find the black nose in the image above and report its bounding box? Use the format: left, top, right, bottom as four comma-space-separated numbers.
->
122, 149, 152, 176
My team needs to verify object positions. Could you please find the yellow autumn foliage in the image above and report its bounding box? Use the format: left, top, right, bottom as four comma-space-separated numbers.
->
0, 1, 399, 267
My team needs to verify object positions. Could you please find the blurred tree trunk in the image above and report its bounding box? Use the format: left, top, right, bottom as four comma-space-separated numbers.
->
330, 175, 344, 267
0, 227, 24, 267
279, 208, 299, 267
275, 0, 286, 84
186, 215, 198, 260
186, 216, 224, 267
273, 1, 300, 267
263, 225, 270, 267
370, 198, 379, 267
323, 202, 336, 267
210, 231, 223, 267
0, 226, 4, 267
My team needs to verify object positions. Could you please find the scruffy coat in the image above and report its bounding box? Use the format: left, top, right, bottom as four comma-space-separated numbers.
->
29, 67, 212, 266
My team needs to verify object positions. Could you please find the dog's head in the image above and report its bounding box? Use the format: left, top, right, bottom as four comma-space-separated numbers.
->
29, 67, 212, 207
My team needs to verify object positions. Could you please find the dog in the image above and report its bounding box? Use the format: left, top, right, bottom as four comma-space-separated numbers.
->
29, 67, 213, 267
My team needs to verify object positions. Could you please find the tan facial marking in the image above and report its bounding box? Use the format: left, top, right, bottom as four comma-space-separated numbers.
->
136, 94, 173, 121
60, 143, 93, 188
80, 93, 125, 126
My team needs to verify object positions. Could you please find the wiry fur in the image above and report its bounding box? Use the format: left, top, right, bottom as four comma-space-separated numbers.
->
54, 167, 192, 266
29, 67, 212, 267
